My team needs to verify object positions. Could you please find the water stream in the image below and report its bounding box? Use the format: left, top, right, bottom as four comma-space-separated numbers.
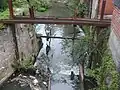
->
36, 24, 80, 90
0, 1, 83, 90
0, 23, 82, 90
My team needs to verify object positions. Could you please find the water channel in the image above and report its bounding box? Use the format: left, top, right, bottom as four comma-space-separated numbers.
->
0, 1, 83, 90
36, 24, 80, 90
0, 24, 81, 90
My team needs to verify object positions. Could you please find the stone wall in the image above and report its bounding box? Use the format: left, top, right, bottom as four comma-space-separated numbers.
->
0, 27, 15, 85
109, 6, 120, 72
16, 24, 39, 61
0, 24, 39, 84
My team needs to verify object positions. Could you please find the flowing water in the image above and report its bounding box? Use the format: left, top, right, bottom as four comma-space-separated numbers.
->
0, 1, 83, 90
35, 1, 82, 89
36, 24, 80, 90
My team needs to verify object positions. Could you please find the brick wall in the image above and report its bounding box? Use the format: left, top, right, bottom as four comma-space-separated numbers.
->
111, 6, 120, 39
109, 5, 120, 72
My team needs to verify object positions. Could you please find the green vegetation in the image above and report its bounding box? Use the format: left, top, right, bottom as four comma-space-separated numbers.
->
0, 9, 9, 19
0, 0, 8, 12
0, 0, 51, 29
0, 0, 9, 30
0, 9, 9, 30
87, 52, 119, 90
29, 0, 51, 12
0, 0, 119, 89
13, 0, 51, 12
62, 25, 119, 89
66, 0, 88, 17
20, 57, 35, 70
12, 57, 35, 73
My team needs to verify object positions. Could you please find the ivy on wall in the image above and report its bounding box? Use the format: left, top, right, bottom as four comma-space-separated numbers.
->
87, 51, 119, 90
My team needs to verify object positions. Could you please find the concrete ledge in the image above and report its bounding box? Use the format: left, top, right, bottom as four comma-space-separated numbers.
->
0, 71, 14, 86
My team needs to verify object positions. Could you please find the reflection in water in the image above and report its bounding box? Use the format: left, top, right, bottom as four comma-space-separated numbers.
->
36, 24, 80, 90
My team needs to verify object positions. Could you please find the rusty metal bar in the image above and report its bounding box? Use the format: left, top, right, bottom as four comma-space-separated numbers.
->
100, 0, 106, 19
8, 0, 14, 19
14, 16, 111, 21
8, 0, 19, 60
37, 35, 80, 40
0, 18, 111, 26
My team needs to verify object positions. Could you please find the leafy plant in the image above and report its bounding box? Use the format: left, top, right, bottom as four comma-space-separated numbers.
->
13, 0, 51, 12
0, 9, 9, 19
12, 57, 35, 73
66, 0, 88, 17
0, 0, 8, 11
87, 52, 119, 90
20, 57, 34, 69
0, 9, 9, 30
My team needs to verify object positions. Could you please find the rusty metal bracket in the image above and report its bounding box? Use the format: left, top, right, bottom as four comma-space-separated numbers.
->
6, 0, 111, 27
100, 0, 106, 19
8, 0, 14, 19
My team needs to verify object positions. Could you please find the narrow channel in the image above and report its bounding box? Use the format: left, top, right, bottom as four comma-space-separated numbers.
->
36, 24, 80, 90
0, 1, 82, 90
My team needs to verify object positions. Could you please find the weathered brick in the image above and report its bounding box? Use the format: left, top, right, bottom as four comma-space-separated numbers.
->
111, 6, 120, 39
109, 5, 120, 72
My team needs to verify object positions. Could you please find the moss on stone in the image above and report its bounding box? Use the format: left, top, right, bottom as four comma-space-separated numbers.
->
0, 9, 9, 30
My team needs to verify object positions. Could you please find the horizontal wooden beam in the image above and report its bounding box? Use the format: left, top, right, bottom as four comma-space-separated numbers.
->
0, 18, 111, 26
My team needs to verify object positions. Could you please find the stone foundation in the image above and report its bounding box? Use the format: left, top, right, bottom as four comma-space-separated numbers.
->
0, 24, 39, 85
